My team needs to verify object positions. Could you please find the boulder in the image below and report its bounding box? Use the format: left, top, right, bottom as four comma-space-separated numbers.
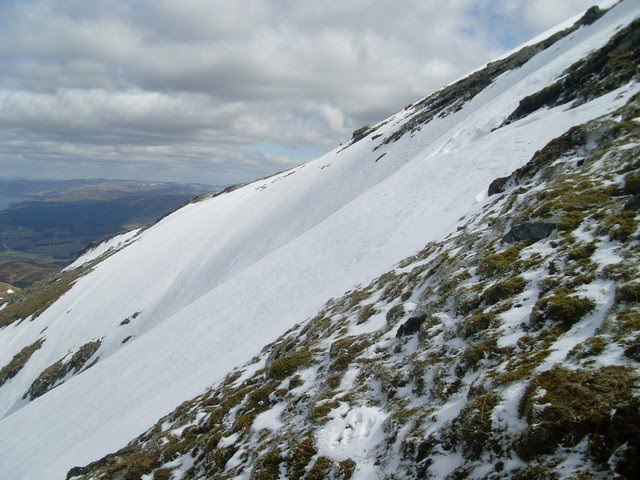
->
502, 221, 556, 243
488, 176, 509, 196
396, 314, 427, 338
351, 125, 372, 143
623, 194, 640, 211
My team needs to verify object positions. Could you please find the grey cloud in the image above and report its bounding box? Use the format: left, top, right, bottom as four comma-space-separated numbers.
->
0, 0, 600, 185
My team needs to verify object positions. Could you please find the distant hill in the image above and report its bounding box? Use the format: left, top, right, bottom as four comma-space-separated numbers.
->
0, 178, 219, 287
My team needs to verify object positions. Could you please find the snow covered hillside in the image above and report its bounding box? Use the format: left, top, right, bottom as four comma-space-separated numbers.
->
0, 2, 639, 479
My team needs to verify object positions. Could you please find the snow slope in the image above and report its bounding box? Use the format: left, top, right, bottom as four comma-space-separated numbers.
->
0, 2, 639, 478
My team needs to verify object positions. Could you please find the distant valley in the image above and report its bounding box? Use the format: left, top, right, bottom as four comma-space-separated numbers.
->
0, 178, 219, 288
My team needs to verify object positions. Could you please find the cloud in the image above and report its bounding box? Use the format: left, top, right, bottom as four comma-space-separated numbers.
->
0, 0, 600, 185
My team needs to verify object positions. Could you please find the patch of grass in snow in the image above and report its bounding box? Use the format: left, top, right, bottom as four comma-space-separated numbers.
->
356, 303, 377, 324
152, 468, 172, 480
558, 210, 587, 232
600, 211, 637, 242
385, 304, 405, 325
452, 284, 484, 316
0, 338, 45, 387
530, 291, 596, 329
251, 448, 282, 480
309, 400, 340, 422
329, 335, 371, 373
458, 338, 501, 374
600, 263, 636, 282
305, 456, 333, 480
568, 335, 607, 360
24, 339, 101, 400
67, 446, 159, 480
451, 392, 499, 460
286, 436, 317, 480
618, 306, 640, 330
567, 242, 597, 262
0, 263, 92, 328
267, 348, 313, 381
458, 312, 496, 339
615, 282, 640, 304
623, 171, 640, 195
477, 244, 524, 278
482, 275, 526, 305
517, 366, 639, 474
492, 327, 562, 385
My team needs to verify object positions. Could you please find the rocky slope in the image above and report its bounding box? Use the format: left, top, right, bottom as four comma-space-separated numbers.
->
0, 2, 639, 479
68, 92, 640, 480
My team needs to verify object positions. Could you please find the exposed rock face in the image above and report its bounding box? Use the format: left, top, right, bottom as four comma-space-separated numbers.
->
24, 340, 101, 400
502, 16, 640, 126
488, 117, 627, 196
488, 176, 510, 196
381, 6, 607, 146
502, 221, 556, 243
623, 194, 640, 211
395, 314, 427, 337
351, 125, 372, 143
0, 339, 44, 387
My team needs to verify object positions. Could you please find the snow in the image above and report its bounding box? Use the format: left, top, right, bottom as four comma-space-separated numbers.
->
492, 382, 529, 436
316, 405, 388, 478
428, 450, 465, 479
538, 280, 616, 370
251, 403, 286, 432
0, 3, 639, 478
64, 228, 141, 270
218, 432, 239, 448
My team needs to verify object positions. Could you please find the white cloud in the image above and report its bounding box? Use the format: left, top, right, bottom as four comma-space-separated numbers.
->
0, 0, 600, 184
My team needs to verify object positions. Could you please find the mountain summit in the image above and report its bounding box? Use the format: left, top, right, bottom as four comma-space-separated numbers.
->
1, 2, 639, 479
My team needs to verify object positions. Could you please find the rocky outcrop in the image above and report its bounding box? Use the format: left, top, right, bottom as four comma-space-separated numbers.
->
382, 6, 607, 146
503, 16, 640, 126
623, 194, 640, 211
502, 221, 556, 243
488, 117, 627, 195
0, 339, 44, 387
396, 314, 427, 337
24, 340, 101, 400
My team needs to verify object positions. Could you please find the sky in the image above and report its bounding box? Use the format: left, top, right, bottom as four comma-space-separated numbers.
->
0, 0, 603, 186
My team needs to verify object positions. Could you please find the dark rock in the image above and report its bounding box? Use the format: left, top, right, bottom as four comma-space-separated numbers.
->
488, 176, 510, 196
624, 342, 640, 362
396, 314, 427, 338
383, 5, 610, 145
502, 221, 556, 243
623, 194, 640, 211
351, 125, 372, 143
503, 16, 640, 126
577, 6, 604, 26
489, 119, 622, 196
24, 339, 102, 400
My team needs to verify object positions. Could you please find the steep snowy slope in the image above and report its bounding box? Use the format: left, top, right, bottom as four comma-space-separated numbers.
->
73, 93, 640, 480
0, 2, 639, 478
